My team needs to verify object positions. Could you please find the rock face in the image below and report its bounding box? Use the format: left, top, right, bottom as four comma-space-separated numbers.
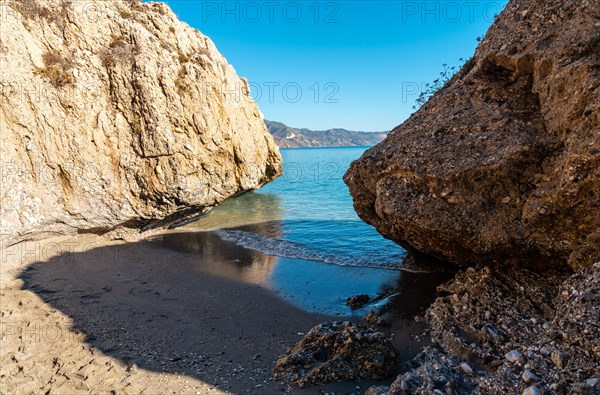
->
344, 0, 599, 270
0, 0, 282, 243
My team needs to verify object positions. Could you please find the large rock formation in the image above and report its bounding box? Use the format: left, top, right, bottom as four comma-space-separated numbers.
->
345, 0, 599, 270
273, 321, 396, 387
0, 0, 282, 243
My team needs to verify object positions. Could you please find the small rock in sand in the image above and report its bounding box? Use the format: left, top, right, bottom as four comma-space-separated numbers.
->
522, 386, 542, 395
347, 294, 371, 310
551, 351, 570, 369
505, 349, 524, 364
365, 385, 390, 395
460, 363, 474, 375
522, 370, 539, 383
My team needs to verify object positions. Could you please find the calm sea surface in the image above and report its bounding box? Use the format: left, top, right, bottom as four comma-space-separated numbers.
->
183, 147, 408, 315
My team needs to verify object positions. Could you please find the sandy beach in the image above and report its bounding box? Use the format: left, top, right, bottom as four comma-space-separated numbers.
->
0, 231, 449, 394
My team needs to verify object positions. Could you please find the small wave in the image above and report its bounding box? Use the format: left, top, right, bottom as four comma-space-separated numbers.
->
213, 229, 402, 270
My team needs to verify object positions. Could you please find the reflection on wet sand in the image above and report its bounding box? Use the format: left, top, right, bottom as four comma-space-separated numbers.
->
380, 254, 456, 367
163, 191, 445, 318
153, 230, 402, 317
154, 192, 285, 287
155, 190, 453, 353
153, 231, 278, 287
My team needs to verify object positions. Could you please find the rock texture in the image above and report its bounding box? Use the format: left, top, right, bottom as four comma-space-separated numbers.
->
0, 0, 282, 243
344, 0, 599, 270
266, 120, 388, 148
375, 263, 599, 395
273, 321, 396, 387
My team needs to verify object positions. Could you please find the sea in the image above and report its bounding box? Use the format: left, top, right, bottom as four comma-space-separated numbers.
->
180, 146, 409, 316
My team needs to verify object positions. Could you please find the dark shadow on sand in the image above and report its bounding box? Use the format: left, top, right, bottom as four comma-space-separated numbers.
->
19, 230, 454, 393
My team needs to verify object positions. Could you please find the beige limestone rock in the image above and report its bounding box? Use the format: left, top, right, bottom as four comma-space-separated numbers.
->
0, 0, 282, 243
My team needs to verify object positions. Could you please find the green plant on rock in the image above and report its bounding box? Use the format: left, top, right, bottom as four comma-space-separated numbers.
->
413, 56, 477, 110
119, 9, 132, 19
130, 117, 143, 134
9, 0, 72, 28
414, 60, 458, 110
35, 50, 75, 88
175, 67, 191, 95
99, 35, 134, 68
461, 57, 476, 75
178, 51, 190, 64
9, 0, 51, 20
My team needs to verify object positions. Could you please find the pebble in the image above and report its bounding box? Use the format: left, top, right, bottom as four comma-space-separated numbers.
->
522, 370, 539, 383
460, 363, 473, 375
400, 380, 409, 391
522, 386, 541, 395
551, 351, 570, 369
583, 291, 596, 301
505, 349, 524, 364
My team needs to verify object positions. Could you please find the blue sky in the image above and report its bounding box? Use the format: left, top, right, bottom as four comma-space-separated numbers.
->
161, 1, 507, 131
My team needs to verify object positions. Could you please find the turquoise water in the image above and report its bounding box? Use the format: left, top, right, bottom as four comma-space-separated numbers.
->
184, 146, 407, 315
197, 147, 406, 268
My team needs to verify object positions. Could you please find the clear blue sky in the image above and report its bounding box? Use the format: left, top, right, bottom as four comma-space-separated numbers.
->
161, 1, 507, 131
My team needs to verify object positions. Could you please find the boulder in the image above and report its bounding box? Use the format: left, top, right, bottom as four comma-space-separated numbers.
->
344, 0, 599, 270
0, 0, 282, 243
273, 321, 396, 387
347, 294, 371, 310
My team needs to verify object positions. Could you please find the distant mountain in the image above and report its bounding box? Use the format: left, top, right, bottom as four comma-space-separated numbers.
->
266, 120, 388, 148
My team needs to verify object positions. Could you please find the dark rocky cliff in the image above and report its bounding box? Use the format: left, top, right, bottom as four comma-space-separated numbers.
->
344, 0, 599, 270
343, 1, 599, 393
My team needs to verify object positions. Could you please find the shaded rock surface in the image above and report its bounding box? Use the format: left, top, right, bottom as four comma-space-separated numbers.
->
344, 0, 600, 270
273, 321, 396, 387
0, 0, 282, 243
372, 263, 599, 395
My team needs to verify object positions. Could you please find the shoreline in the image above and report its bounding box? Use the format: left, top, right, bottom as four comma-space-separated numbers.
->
0, 230, 446, 394
2, 230, 596, 395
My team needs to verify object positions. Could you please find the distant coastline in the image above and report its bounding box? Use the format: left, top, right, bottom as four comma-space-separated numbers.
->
266, 120, 388, 148
279, 145, 376, 150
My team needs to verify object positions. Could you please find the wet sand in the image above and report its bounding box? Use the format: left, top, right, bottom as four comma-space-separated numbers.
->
1, 231, 452, 394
